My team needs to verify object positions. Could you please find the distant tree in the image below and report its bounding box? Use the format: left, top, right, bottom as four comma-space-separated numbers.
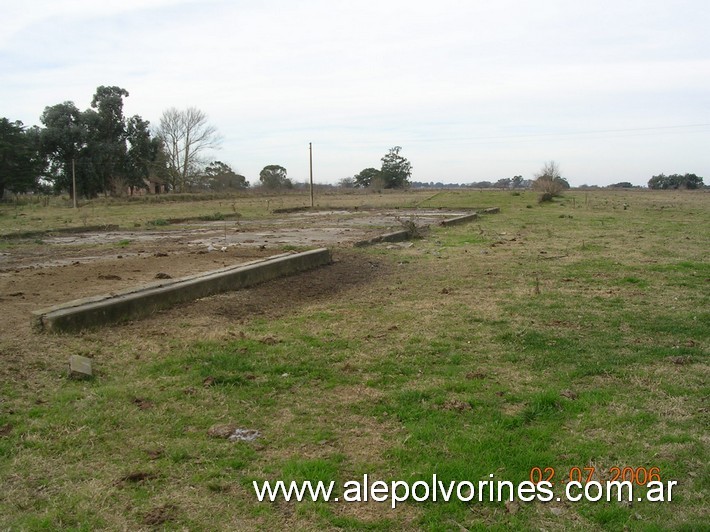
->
511, 175, 524, 188
380, 146, 412, 189
532, 161, 569, 201
40, 101, 90, 197
470, 181, 493, 189
0, 118, 44, 197
125, 115, 161, 194
41, 87, 159, 198
648, 173, 703, 190
156, 107, 221, 192
204, 160, 248, 190
353, 167, 381, 188
495, 178, 512, 189
370, 173, 386, 192
608, 182, 635, 189
259, 165, 292, 189
338, 176, 356, 188
85, 86, 130, 195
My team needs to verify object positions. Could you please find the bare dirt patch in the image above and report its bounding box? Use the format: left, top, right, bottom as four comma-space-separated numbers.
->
0, 247, 393, 383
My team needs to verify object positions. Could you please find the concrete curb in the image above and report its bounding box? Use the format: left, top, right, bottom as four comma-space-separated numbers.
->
353, 207, 500, 247
33, 248, 332, 333
353, 230, 412, 247
439, 213, 479, 226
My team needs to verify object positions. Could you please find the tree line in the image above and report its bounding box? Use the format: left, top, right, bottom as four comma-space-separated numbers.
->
1, 85, 416, 198
2, 87, 705, 198
0, 85, 249, 199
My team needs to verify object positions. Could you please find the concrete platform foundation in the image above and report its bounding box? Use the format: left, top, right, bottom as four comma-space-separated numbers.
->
33, 248, 331, 333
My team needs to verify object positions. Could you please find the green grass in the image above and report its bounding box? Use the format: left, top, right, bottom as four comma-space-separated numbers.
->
1, 189, 708, 529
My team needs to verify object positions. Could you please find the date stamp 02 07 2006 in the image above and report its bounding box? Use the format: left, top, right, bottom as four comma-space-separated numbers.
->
528, 466, 678, 502
529, 466, 663, 486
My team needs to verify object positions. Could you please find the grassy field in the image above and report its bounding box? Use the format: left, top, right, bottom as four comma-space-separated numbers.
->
0, 189, 708, 530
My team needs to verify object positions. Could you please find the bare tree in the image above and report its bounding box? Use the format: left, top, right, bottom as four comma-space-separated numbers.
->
156, 107, 221, 192
532, 160, 570, 201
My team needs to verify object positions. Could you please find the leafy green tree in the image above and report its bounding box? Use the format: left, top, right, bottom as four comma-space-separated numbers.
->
259, 165, 292, 189
41, 87, 160, 198
648, 173, 703, 189
204, 161, 249, 190
84, 86, 130, 195
353, 167, 381, 188
125, 115, 162, 193
380, 146, 412, 189
40, 101, 89, 197
511, 175, 524, 188
0, 118, 44, 196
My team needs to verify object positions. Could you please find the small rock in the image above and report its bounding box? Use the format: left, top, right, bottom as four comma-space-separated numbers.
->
155, 272, 172, 279
98, 274, 122, 280
154, 252, 168, 257
69, 355, 93, 379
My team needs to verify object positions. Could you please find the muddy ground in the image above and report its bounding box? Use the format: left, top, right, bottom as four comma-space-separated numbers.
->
0, 208, 463, 379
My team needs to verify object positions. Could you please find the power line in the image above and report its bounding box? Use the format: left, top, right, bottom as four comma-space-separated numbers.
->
403, 123, 710, 144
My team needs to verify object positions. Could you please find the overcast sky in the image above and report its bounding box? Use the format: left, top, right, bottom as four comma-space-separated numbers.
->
2, 0, 709, 186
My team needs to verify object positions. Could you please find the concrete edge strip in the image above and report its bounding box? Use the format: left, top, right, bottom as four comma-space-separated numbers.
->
33, 248, 331, 333
353, 208, 500, 246
353, 230, 412, 247
33, 252, 296, 315
439, 213, 479, 226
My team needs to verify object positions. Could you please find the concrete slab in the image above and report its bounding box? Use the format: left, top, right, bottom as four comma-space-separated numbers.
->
33, 248, 331, 333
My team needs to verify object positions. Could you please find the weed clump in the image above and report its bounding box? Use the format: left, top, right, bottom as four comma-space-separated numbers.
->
147, 218, 169, 227
396, 216, 426, 239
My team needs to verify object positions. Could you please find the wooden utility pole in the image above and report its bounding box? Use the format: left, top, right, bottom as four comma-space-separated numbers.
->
72, 158, 77, 209
309, 142, 314, 208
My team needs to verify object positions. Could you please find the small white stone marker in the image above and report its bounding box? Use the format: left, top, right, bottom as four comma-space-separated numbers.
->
69, 355, 93, 379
